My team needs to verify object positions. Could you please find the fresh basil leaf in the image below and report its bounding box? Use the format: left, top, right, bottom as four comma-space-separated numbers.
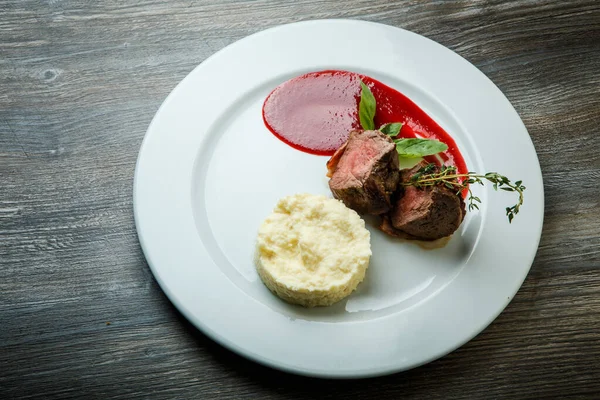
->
398, 155, 423, 170
359, 81, 376, 130
394, 138, 448, 157
379, 122, 403, 137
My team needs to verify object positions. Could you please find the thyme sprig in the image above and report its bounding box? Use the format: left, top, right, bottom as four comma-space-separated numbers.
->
403, 164, 526, 223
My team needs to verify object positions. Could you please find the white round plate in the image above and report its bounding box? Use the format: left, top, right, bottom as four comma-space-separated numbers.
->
134, 20, 544, 378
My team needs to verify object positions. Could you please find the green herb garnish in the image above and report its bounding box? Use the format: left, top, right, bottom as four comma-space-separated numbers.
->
359, 81, 376, 130
394, 138, 448, 157
403, 163, 526, 223
380, 122, 403, 137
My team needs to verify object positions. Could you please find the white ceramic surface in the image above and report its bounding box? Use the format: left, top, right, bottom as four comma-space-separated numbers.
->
133, 19, 544, 378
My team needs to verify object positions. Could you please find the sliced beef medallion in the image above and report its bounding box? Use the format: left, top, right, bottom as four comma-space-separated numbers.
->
327, 130, 400, 215
385, 162, 466, 241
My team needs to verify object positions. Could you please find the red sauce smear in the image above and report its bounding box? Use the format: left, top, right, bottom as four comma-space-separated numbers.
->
262, 70, 467, 176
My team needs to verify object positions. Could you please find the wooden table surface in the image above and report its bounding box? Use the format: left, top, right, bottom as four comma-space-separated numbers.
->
2, 1, 599, 398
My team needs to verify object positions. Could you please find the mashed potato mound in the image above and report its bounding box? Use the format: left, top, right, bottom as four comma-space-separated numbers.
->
255, 193, 371, 307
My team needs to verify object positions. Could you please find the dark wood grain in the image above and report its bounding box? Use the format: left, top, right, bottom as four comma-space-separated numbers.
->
1, 0, 599, 398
